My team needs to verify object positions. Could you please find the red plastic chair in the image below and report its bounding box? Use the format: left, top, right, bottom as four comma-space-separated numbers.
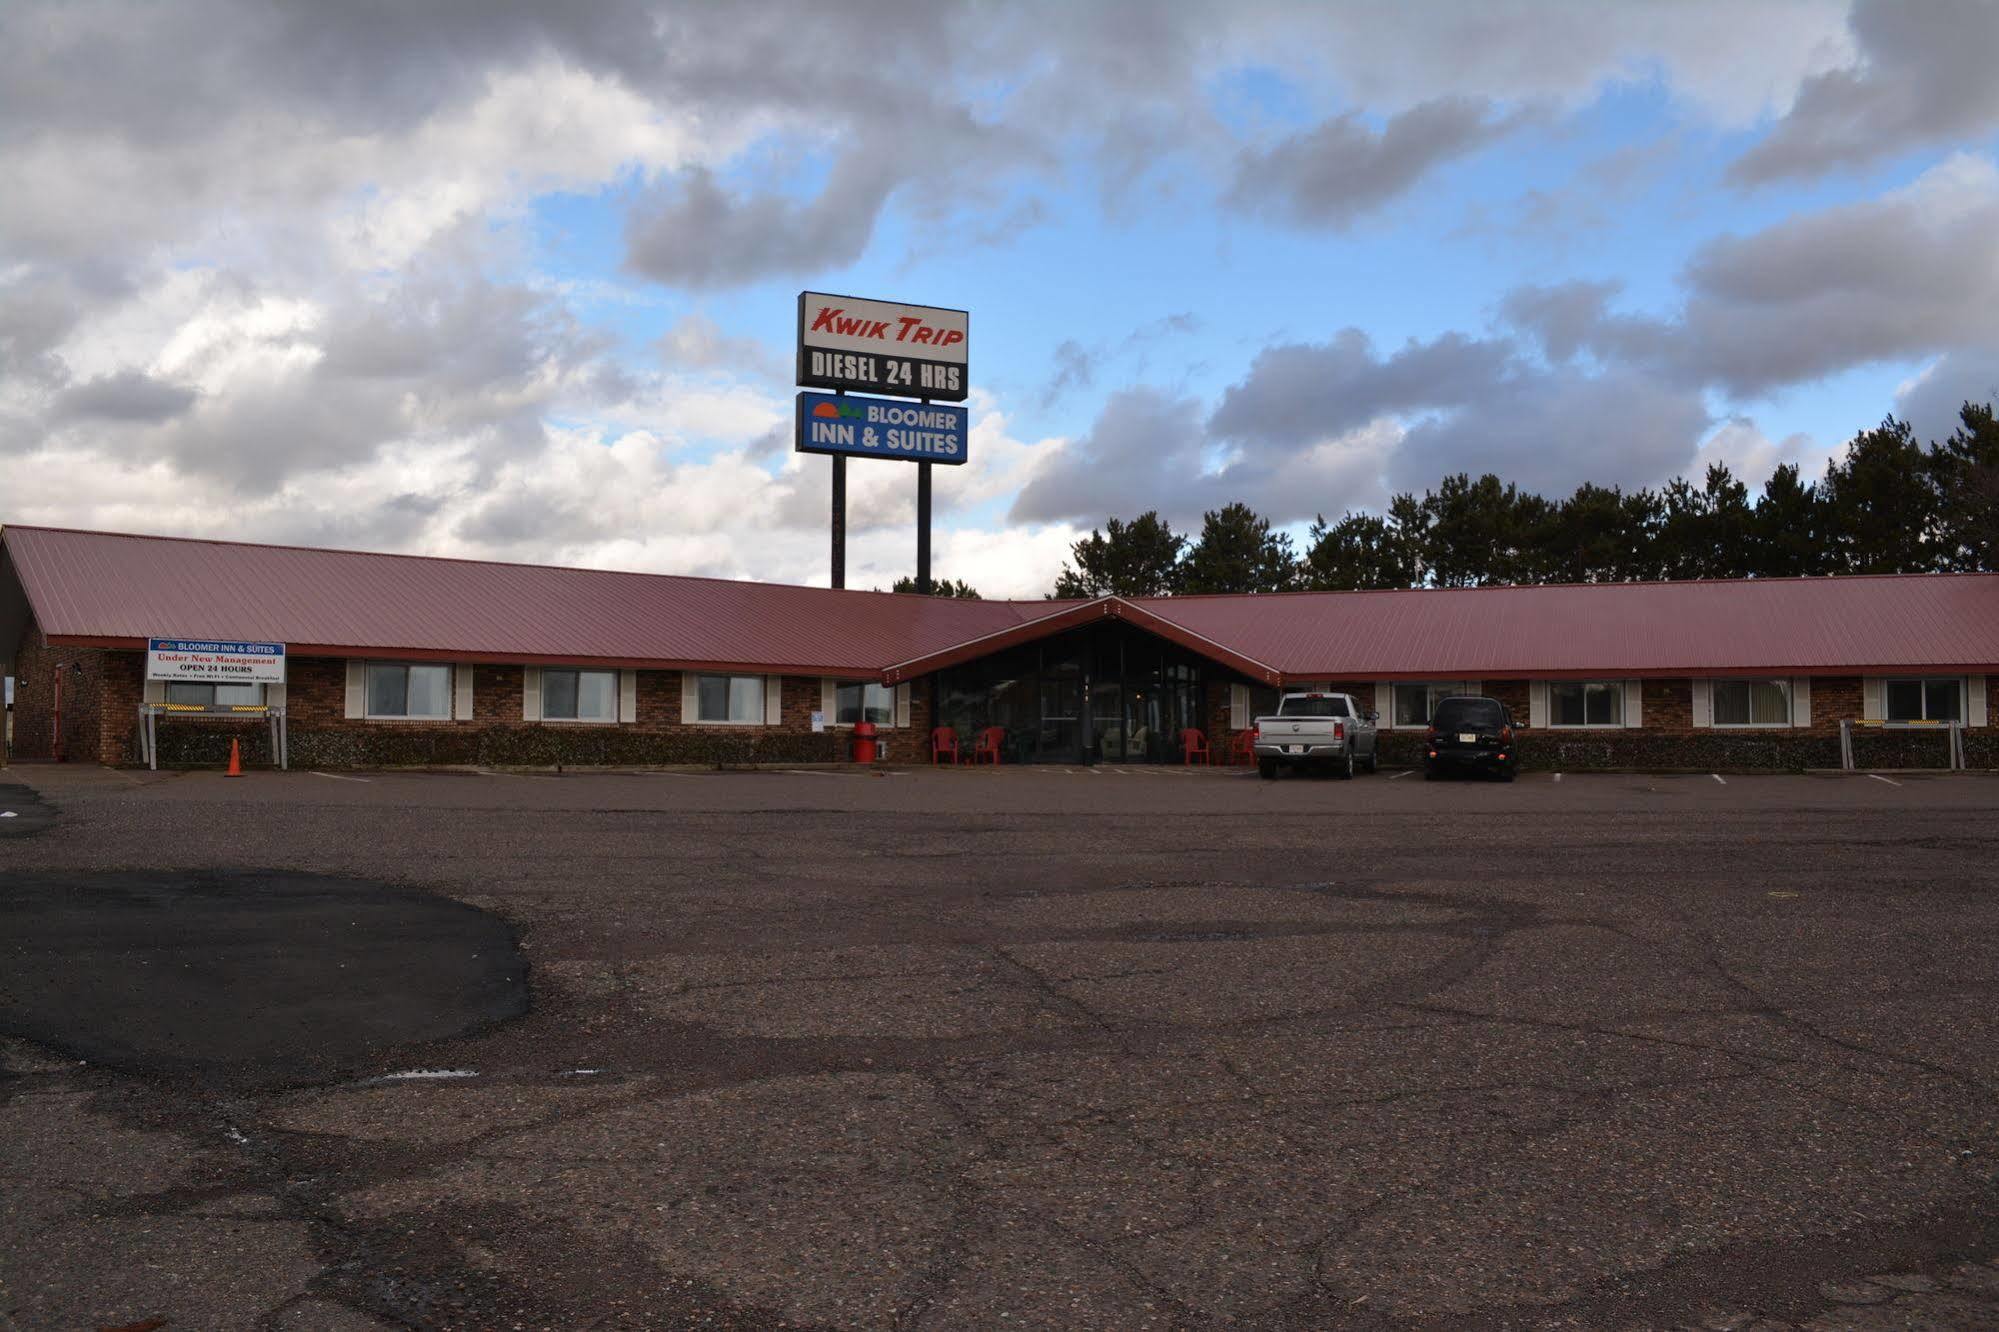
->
971, 726, 1006, 765
1180, 727, 1212, 765
1228, 729, 1257, 766
930, 726, 962, 765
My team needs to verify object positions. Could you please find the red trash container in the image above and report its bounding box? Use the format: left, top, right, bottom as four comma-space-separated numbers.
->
852, 720, 878, 763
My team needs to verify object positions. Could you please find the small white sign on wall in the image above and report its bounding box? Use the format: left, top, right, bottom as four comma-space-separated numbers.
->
810, 711, 826, 732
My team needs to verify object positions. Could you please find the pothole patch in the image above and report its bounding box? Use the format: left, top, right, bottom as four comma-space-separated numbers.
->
0, 782, 55, 836
0, 870, 527, 1082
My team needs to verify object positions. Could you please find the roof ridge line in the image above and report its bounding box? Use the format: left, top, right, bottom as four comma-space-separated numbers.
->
0, 523, 1059, 606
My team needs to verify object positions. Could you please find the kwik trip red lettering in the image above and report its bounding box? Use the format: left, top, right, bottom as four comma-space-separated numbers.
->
808, 305, 966, 351
797, 291, 970, 400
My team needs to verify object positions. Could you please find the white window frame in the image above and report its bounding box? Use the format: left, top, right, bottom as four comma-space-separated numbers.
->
363, 661, 455, 721
1547, 680, 1625, 729
1883, 676, 1964, 724
539, 667, 620, 725
1710, 677, 1793, 728
832, 680, 896, 728
693, 673, 767, 726
164, 681, 266, 708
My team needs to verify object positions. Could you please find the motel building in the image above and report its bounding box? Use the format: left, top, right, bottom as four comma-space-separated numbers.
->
1, 524, 1996, 774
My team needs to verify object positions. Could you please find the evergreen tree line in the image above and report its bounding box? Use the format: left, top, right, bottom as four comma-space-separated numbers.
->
1051, 402, 1999, 598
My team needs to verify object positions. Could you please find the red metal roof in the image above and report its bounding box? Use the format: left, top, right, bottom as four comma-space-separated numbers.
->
1129, 576, 1999, 678
6, 524, 1998, 680
0, 525, 1059, 676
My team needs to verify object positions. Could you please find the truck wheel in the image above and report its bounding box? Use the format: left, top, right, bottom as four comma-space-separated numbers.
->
1340, 751, 1354, 780
1258, 759, 1278, 780
1364, 745, 1378, 774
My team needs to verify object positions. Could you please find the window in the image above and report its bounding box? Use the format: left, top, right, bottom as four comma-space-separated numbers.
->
696, 674, 764, 724
1713, 679, 1790, 727
165, 682, 264, 707
836, 681, 893, 726
1278, 696, 1351, 718
1550, 681, 1623, 727
1393, 682, 1469, 728
367, 662, 452, 719
543, 668, 618, 722
1885, 677, 1961, 722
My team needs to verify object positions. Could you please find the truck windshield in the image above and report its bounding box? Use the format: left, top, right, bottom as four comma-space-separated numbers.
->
1278, 697, 1350, 718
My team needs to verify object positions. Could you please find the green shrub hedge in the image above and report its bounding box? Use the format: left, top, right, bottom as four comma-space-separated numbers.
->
133, 722, 845, 770
127, 720, 1984, 772
1374, 727, 1962, 772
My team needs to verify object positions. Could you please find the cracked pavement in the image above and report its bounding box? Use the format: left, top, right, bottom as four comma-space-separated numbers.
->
2, 765, 1998, 1328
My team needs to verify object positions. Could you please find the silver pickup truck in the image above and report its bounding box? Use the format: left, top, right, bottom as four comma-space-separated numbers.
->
1252, 691, 1379, 779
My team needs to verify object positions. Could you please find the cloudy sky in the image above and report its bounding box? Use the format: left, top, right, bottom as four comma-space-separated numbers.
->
4, 0, 1998, 597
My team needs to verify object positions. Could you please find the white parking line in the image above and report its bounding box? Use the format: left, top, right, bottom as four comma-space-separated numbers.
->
1710, 773, 1727, 785
311, 771, 371, 783
1553, 772, 1563, 783
473, 769, 519, 778
1388, 770, 1413, 780
0, 810, 15, 818
783, 769, 844, 777
1866, 773, 1903, 787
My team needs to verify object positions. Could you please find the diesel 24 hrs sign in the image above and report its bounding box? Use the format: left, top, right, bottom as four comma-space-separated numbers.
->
797, 292, 968, 401
796, 392, 968, 466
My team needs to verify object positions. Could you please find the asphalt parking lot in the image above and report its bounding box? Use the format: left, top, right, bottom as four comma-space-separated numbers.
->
4, 762, 1999, 1330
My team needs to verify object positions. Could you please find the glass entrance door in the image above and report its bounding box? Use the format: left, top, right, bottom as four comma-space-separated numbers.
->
1037, 652, 1084, 764
1089, 680, 1124, 762
932, 621, 1211, 764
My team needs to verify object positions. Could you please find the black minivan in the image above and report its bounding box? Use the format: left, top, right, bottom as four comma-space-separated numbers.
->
1424, 695, 1518, 781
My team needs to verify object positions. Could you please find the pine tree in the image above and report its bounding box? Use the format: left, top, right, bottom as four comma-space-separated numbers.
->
1176, 503, 1297, 594
1931, 401, 1999, 572
1300, 510, 1421, 589
1821, 417, 1942, 573
1050, 512, 1185, 598
1751, 463, 1827, 577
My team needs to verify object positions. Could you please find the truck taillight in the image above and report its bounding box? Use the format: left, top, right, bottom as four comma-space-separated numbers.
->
1334, 722, 1344, 740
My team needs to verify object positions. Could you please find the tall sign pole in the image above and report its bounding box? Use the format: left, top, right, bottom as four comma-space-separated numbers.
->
796, 292, 968, 593
916, 458, 932, 593
830, 453, 847, 589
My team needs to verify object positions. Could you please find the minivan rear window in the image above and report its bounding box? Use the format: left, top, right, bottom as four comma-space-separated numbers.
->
1278, 696, 1351, 718
1432, 697, 1503, 727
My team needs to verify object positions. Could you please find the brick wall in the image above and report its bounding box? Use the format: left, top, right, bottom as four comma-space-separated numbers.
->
1643, 678, 1694, 732
1484, 679, 1529, 725
6, 613, 141, 765
14, 646, 1994, 770
1811, 676, 1862, 731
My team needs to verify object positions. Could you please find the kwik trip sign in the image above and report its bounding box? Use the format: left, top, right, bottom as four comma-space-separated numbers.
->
797, 291, 968, 401
146, 638, 287, 685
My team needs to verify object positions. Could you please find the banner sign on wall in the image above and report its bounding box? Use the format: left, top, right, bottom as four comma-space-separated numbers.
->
146, 638, 287, 685
797, 292, 968, 400
795, 392, 969, 466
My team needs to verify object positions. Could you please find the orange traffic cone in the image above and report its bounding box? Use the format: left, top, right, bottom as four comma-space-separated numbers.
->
224, 738, 244, 777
